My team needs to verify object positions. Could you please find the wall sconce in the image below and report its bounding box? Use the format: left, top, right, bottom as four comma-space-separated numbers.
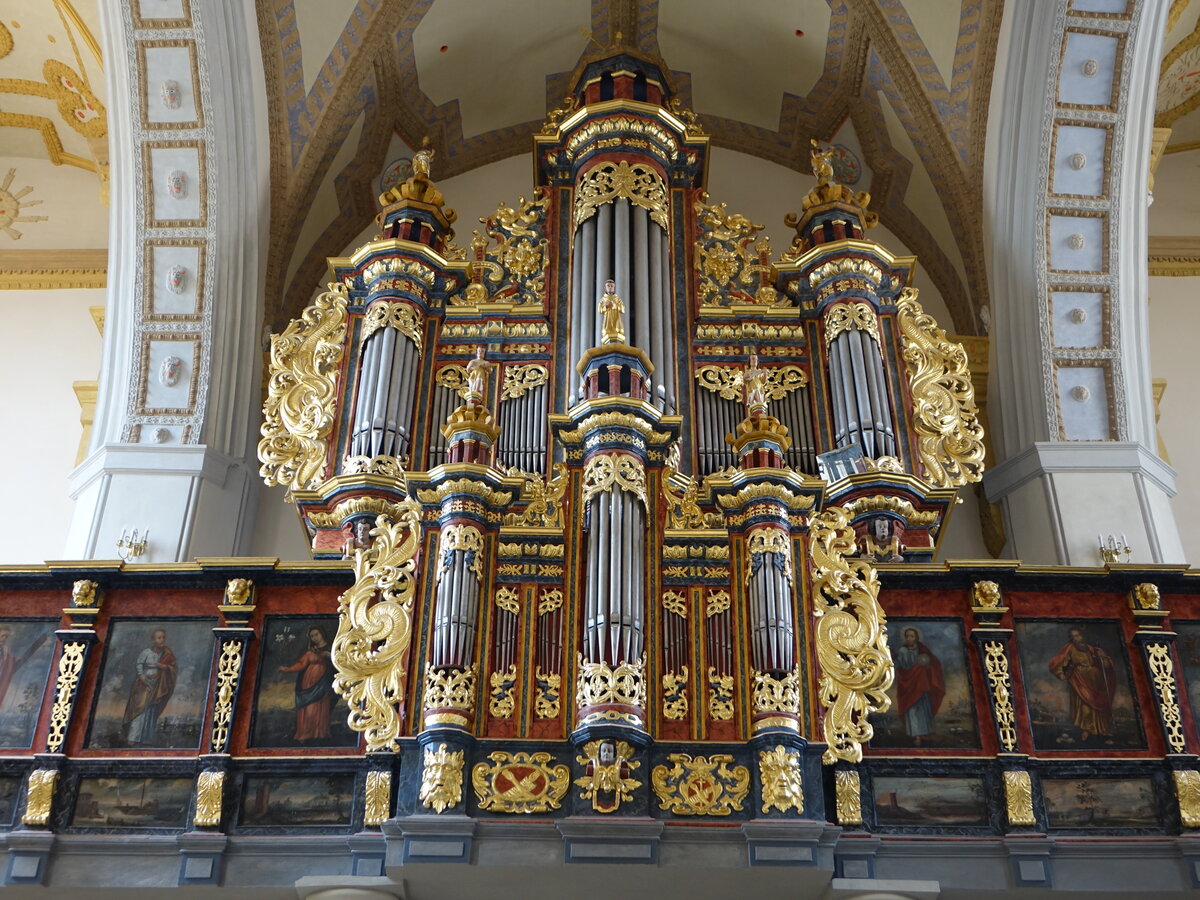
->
116, 528, 149, 562
1098, 532, 1131, 565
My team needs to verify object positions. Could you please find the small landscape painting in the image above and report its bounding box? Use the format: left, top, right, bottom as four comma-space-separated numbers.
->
868, 619, 980, 749
872, 776, 989, 826
71, 777, 193, 828
0, 620, 56, 749
1014, 620, 1144, 751
0, 776, 21, 825
1042, 777, 1156, 828
238, 774, 355, 827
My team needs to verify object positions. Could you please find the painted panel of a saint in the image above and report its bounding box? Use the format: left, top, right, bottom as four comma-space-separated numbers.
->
0, 620, 56, 748
868, 620, 981, 749
249, 617, 357, 749
1042, 777, 1157, 828
238, 775, 355, 827
1014, 620, 1144, 750
1170, 622, 1200, 734
87, 619, 215, 750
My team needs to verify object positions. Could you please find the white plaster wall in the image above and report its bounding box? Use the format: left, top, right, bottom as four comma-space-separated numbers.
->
1148, 273, 1200, 564
0, 288, 104, 564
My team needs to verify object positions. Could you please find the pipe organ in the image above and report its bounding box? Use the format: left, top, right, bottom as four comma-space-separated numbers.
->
258, 47, 986, 821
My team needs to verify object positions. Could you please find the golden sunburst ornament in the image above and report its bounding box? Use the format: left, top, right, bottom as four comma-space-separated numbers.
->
0, 169, 48, 239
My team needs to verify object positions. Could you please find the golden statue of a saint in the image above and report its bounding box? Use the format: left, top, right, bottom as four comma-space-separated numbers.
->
810, 139, 835, 185
598, 279, 626, 344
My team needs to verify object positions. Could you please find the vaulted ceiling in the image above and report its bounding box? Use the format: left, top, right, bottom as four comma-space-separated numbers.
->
257, 0, 1005, 334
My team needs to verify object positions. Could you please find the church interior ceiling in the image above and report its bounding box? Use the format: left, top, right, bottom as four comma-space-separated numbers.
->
257, 0, 1004, 336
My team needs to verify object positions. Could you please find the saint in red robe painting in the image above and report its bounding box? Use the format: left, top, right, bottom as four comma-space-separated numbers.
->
278, 627, 335, 743
894, 627, 945, 746
1049, 627, 1116, 739
122, 628, 178, 745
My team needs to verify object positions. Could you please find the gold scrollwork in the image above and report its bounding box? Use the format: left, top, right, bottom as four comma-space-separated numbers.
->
46, 640, 87, 753
693, 198, 779, 307
424, 664, 477, 712
841, 495, 940, 528
663, 667, 689, 720
1146, 642, 1186, 754
193, 770, 225, 828
662, 466, 725, 530
489, 663, 518, 719
557, 411, 674, 445
715, 482, 815, 511
538, 589, 563, 616
706, 591, 731, 617
574, 160, 668, 230
759, 745, 805, 814
361, 300, 425, 353
1003, 770, 1036, 827
662, 590, 687, 618
1174, 770, 1200, 829
809, 505, 895, 764
576, 654, 646, 709
258, 283, 349, 492
823, 302, 879, 345
473, 751, 571, 813
435, 364, 469, 398
582, 453, 647, 508
534, 665, 561, 718
331, 500, 422, 752
21, 769, 58, 826
364, 770, 392, 826
501, 364, 549, 400
209, 639, 242, 754
420, 743, 464, 813
834, 769, 862, 825
452, 194, 550, 308
437, 524, 485, 584
416, 478, 512, 507
809, 258, 883, 289
494, 586, 520, 615
652, 752, 749, 816
694, 365, 809, 403
982, 640, 1018, 753
707, 667, 735, 720
503, 463, 568, 528
896, 287, 986, 488
752, 666, 801, 715
340, 455, 406, 478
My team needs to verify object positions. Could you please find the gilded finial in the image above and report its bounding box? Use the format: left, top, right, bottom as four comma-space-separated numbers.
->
413, 136, 434, 178
599, 279, 626, 344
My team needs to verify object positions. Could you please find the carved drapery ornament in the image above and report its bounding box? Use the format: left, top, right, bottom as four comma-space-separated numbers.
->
1174, 770, 1200, 829
330, 501, 422, 752
361, 300, 425, 352
746, 527, 794, 584
809, 505, 895, 764
694, 365, 808, 402
758, 745, 805, 814
582, 453, 647, 507
574, 160, 668, 230
693, 198, 779, 307
652, 753, 750, 816
437, 524, 486, 583
258, 284, 349, 492
896, 287, 986, 488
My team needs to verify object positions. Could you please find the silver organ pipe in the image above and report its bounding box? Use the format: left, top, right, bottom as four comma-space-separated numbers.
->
426, 382, 459, 468
827, 328, 896, 459
349, 323, 421, 462
431, 538, 482, 670
747, 551, 795, 674
497, 384, 549, 475
583, 486, 646, 666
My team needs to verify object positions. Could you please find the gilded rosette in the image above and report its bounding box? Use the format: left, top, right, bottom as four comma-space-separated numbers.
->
808, 505, 895, 764
896, 286, 986, 488
258, 283, 349, 492
330, 500, 422, 752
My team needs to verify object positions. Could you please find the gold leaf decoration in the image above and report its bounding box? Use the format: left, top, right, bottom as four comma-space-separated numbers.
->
364, 770, 392, 826
693, 198, 778, 307
1003, 770, 1035, 827
504, 462, 568, 528
896, 286, 986, 488
694, 365, 808, 402
330, 501, 422, 752
651, 753, 749, 816
823, 302, 878, 345
472, 751, 571, 813
420, 743, 464, 813
193, 770, 225, 827
808, 505, 894, 764
662, 667, 689, 720
501, 364, 549, 400
361, 301, 424, 352
1174, 770, 1200, 829
582, 453, 647, 507
258, 283, 349, 492
575, 160, 668, 230
834, 769, 862, 825
759, 745, 805, 814
21, 769, 57, 826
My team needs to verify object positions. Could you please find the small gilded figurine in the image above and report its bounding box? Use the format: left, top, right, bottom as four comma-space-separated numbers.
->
465, 345, 491, 403
743, 353, 768, 416
811, 138, 835, 184
598, 279, 626, 344
575, 739, 640, 813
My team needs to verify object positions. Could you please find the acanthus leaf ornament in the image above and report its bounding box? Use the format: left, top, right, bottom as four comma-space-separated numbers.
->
424, 664, 477, 713
420, 743, 464, 813
575, 654, 646, 709
574, 160, 668, 230
501, 364, 549, 400
22, 769, 58, 826
834, 769, 862, 825
662, 666, 689, 720
534, 665, 561, 718
1003, 770, 1036, 827
695, 365, 808, 403
258, 283, 349, 492
896, 287, 986, 488
330, 501, 422, 752
361, 300, 424, 353
758, 745, 805, 814
489, 663, 518, 719
193, 770, 225, 828
823, 302, 879, 345
808, 505, 895, 764
472, 751, 571, 813
651, 753, 750, 816
693, 197, 779, 307
581, 453, 647, 508
364, 770, 392, 826
707, 667, 735, 720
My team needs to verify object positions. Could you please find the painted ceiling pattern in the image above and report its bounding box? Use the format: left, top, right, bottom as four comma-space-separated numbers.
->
257, 0, 1002, 334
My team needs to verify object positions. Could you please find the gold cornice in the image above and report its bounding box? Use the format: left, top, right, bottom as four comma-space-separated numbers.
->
773, 238, 914, 277
1149, 235, 1200, 276
326, 237, 467, 281
0, 249, 107, 289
